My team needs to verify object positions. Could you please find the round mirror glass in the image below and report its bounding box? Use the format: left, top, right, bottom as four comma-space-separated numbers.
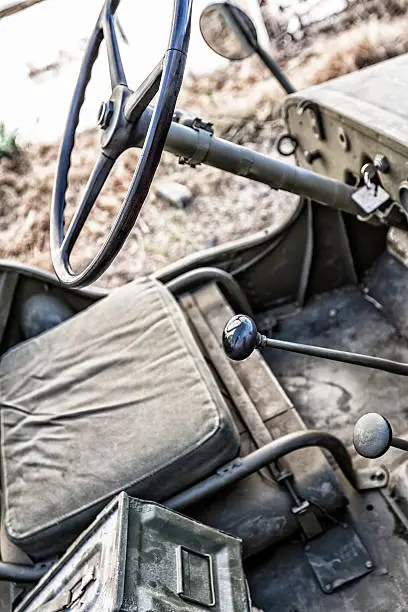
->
199, 3, 257, 61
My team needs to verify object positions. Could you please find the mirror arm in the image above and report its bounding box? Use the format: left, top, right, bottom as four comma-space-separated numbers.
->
255, 43, 296, 94
224, 2, 295, 94
130, 106, 406, 228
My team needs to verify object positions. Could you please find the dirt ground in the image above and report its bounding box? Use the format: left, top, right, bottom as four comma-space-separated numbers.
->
2, 0, 408, 287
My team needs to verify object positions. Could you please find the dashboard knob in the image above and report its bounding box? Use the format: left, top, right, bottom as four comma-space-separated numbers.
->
353, 412, 392, 458
222, 314, 258, 361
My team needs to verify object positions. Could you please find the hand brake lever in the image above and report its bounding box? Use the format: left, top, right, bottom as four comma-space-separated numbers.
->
222, 314, 408, 377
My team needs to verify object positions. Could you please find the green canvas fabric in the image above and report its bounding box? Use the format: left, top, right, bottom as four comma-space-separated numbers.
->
0, 277, 239, 559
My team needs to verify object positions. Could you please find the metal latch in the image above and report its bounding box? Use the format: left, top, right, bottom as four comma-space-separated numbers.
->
277, 470, 323, 539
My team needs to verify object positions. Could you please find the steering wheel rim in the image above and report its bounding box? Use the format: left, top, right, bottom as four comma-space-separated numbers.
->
51, 0, 192, 287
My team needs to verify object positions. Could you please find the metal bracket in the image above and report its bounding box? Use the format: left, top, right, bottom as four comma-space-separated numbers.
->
178, 116, 214, 168
304, 522, 373, 594
357, 198, 405, 226
176, 546, 215, 607
174, 114, 214, 134
355, 466, 389, 491
352, 184, 390, 214
277, 471, 323, 539
352, 160, 399, 224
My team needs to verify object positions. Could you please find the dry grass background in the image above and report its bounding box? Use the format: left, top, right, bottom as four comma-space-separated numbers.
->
2, 2, 408, 286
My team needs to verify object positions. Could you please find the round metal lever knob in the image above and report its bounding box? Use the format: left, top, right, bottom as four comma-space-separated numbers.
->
222, 314, 259, 361
353, 413, 392, 458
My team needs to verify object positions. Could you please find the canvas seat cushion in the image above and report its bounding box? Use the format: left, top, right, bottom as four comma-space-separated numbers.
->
0, 277, 239, 560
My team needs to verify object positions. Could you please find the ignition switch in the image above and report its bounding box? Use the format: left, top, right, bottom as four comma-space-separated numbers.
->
361, 155, 390, 185
361, 155, 390, 189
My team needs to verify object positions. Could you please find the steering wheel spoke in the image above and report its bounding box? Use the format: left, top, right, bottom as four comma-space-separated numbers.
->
124, 60, 163, 123
101, 0, 127, 89
61, 152, 115, 259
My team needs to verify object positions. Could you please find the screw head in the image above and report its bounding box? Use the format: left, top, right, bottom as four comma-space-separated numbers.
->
97, 100, 114, 130
324, 583, 332, 593
365, 560, 373, 570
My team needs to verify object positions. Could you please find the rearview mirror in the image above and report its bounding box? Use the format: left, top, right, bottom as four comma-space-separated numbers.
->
200, 1, 295, 94
199, 2, 258, 61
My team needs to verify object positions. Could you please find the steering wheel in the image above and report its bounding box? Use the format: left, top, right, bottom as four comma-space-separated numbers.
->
51, 0, 192, 287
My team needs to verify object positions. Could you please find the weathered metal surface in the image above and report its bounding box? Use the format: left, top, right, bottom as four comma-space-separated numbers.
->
17, 493, 250, 612
304, 523, 373, 593
178, 283, 346, 555
246, 489, 408, 611
285, 54, 408, 212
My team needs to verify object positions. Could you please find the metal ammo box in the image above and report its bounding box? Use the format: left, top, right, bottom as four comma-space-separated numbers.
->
16, 492, 251, 611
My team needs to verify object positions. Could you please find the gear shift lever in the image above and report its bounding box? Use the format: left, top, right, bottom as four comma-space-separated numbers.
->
353, 413, 408, 458
222, 314, 408, 376
222, 316, 408, 461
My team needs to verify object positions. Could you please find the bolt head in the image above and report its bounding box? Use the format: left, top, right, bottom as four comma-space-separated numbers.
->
97, 100, 114, 130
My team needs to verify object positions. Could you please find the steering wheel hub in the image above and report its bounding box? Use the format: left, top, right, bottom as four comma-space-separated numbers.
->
97, 100, 114, 129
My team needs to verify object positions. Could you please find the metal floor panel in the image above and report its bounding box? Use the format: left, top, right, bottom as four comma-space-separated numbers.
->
246, 486, 408, 612
247, 252, 408, 609
257, 253, 408, 472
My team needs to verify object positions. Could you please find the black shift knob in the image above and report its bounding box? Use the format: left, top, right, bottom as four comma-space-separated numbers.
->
222, 315, 259, 361
353, 412, 392, 458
